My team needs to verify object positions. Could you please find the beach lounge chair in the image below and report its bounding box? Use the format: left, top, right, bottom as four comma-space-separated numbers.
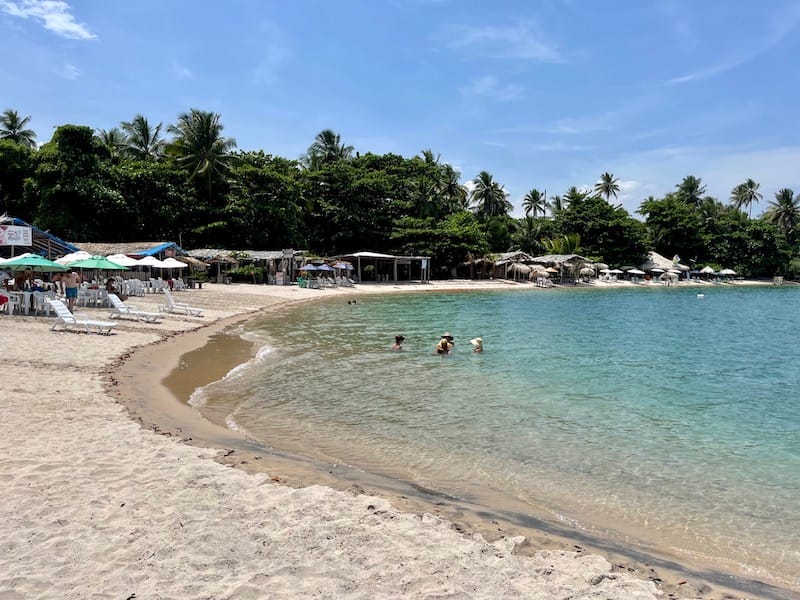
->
47, 298, 118, 335
107, 293, 160, 322
158, 289, 203, 316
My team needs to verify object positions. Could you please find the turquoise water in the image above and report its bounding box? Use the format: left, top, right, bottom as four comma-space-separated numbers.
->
195, 286, 800, 589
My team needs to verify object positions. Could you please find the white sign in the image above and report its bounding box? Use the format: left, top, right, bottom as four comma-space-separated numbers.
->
0, 225, 32, 246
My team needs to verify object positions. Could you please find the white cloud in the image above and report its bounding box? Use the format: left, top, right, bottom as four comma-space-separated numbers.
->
459, 75, 524, 102
251, 21, 291, 85
172, 62, 194, 80
60, 62, 79, 79
665, 3, 800, 85
442, 22, 562, 63
0, 0, 94, 39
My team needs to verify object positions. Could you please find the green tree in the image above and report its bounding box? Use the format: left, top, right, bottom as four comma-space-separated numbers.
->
96, 127, 128, 162
26, 125, 124, 240
522, 188, 547, 217
730, 178, 762, 218
0, 140, 34, 217
469, 171, 511, 218
121, 114, 165, 160
512, 216, 553, 254
639, 193, 704, 260
168, 108, 237, 204
594, 172, 620, 202
302, 129, 353, 170
763, 188, 800, 245
0, 109, 37, 148
675, 175, 706, 206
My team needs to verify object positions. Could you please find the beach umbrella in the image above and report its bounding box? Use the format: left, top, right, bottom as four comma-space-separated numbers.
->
579, 267, 595, 276
299, 264, 319, 271
650, 268, 665, 273
67, 255, 129, 271
331, 262, 353, 270
593, 263, 609, 270
609, 269, 624, 274
627, 268, 646, 275
2, 253, 68, 272
719, 268, 736, 276
700, 266, 716, 274
56, 250, 92, 265
316, 264, 335, 272
106, 253, 141, 267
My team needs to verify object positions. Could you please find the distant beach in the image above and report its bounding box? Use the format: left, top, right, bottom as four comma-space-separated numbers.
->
2, 279, 795, 599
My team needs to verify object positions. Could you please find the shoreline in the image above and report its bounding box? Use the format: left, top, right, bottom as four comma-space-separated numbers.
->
112, 280, 795, 600
2, 279, 795, 598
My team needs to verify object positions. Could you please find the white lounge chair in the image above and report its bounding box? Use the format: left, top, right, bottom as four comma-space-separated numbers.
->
107, 293, 160, 322
158, 289, 203, 316
47, 298, 118, 335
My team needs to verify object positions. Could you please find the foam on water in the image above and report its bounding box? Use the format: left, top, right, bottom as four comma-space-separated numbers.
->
197, 286, 800, 590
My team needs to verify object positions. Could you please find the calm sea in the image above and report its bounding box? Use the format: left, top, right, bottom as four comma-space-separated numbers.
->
192, 285, 800, 590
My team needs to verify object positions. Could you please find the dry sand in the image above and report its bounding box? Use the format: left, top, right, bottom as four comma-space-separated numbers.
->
0, 279, 783, 599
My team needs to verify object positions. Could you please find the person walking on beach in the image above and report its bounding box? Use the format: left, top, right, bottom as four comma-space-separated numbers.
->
392, 335, 405, 351
435, 332, 454, 355
63, 270, 81, 312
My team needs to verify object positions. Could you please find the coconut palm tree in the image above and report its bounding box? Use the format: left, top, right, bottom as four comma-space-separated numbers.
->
96, 127, 128, 160
302, 129, 353, 169
121, 114, 165, 160
168, 108, 237, 196
0, 109, 37, 148
594, 172, 620, 202
522, 188, 547, 217
548, 194, 566, 216
469, 171, 512, 218
764, 188, 800, 243
675, 175, 706, 206
437, 162, 468, 211
730, 178, 762, 218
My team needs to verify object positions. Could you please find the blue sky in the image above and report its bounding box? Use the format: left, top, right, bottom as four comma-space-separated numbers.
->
2, 0, 800, 218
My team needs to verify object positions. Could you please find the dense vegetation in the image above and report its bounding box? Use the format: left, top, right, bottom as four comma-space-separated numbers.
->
2, 108, 799, 278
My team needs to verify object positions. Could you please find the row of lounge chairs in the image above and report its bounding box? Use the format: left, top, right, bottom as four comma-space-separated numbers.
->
44, 288, 204, 335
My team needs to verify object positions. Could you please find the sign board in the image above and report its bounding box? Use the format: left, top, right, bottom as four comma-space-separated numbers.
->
0, 225, 32, 247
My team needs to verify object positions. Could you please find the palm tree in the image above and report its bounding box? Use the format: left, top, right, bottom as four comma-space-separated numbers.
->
469, 171, 512, 218
730, 178, 762, 218
675, 175, 706, 206
514, 216, 545, 254
764, 188, 800, 244
302, 129, 353, 169
168, 108, 237, 196
522, 188, 547, 217
121, 114, 165, 160
699, 196, 726, 226
96, 127, 128, 160
0, 109, 37, 148
437, 162, 468, 211
594, 172, 620, 202
548, 194, 566, 216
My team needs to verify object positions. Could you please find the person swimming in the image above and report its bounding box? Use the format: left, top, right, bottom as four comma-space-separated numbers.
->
435, 332, 454, 354
392, 335, 405, 351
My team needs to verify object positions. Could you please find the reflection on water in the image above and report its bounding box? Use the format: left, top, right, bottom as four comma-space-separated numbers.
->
196, 286, 800, 589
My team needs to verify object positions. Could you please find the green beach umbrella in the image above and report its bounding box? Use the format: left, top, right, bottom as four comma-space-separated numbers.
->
2, 253, 68, 272
66, 255, 129, 271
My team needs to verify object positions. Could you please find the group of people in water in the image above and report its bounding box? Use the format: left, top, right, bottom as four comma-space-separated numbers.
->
391, 332, 483, 354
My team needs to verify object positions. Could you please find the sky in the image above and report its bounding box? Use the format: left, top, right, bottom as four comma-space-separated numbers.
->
2, 0, 800, 218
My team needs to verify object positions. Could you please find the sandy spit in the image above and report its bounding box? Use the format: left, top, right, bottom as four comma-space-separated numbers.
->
0, 279, 765, 599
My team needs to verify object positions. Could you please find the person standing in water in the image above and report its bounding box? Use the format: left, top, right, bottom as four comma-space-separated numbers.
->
392, 335, 405, 351
470, 337, 483, 353
435, 332, 454, 354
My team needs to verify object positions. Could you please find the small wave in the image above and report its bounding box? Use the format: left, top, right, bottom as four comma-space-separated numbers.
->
188, 386, 209, 408
225, 413, 247, 435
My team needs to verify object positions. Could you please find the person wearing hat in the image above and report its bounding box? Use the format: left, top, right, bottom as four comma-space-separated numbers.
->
470, 337, 483, 353
392, 334, 405, 351
435, 332, 454, 355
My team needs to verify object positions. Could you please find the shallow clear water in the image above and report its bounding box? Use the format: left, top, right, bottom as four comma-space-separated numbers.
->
196, 285, 800, 588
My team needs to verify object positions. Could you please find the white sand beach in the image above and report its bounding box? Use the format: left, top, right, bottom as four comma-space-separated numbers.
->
1, 280, 777, 599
